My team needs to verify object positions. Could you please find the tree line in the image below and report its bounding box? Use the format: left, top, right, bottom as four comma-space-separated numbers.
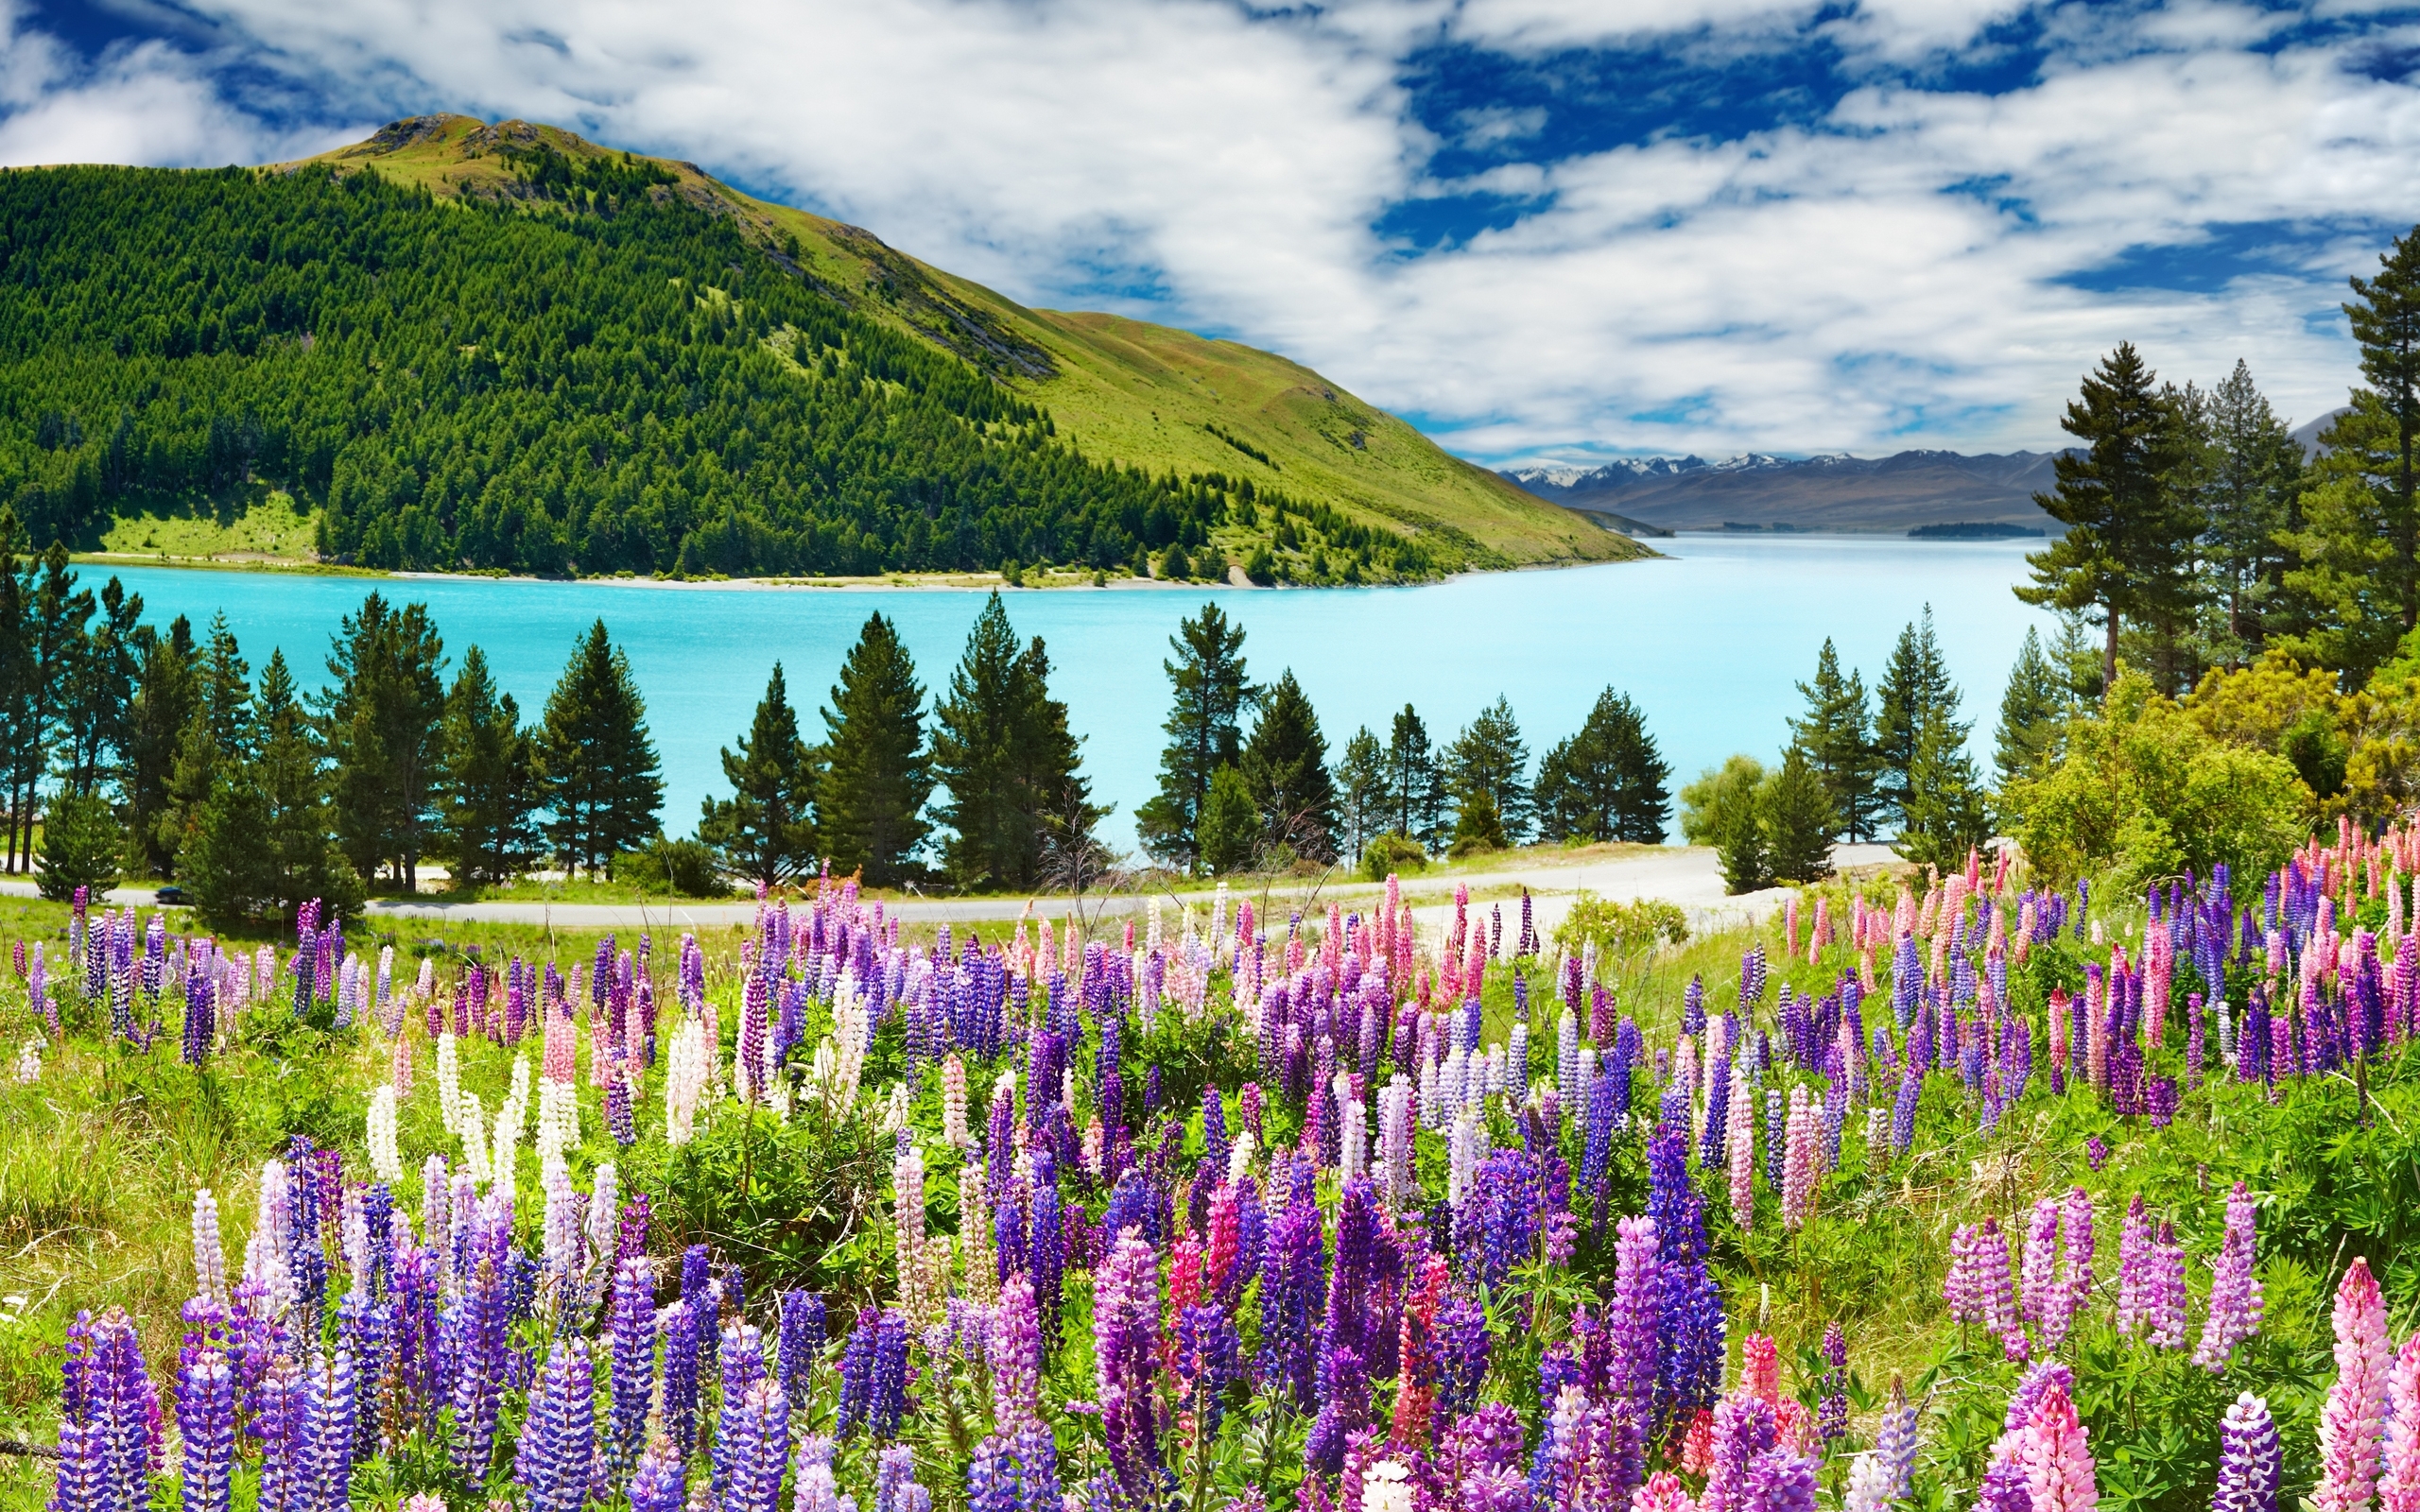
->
1130, 603, 1673, 877
0, 163, 1443, 584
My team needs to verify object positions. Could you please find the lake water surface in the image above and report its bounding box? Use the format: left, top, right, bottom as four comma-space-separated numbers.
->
99, 534, 2052, 851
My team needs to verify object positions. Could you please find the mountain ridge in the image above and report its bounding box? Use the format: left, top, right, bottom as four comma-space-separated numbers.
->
286, 115, 1637, 574
1501, 449, 2066, 533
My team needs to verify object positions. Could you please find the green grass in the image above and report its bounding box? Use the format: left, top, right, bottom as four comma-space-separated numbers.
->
90, 489, 321, 564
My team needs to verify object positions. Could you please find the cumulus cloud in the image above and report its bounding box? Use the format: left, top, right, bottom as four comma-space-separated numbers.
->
0, 0, 2411, 462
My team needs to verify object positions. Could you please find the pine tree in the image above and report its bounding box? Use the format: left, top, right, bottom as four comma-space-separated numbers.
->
1240, 669, 1339, 862
1897, 707, 1993, 869
2202, 360, 2306, 653
1533, 687, 1670, 844
930, 594, 1098, 890
1759, 746, 1836, 883
160, 614, 252, 879
1386, 704, 1448, 848
1874, 607, 1968, 831
1450, 784, 1508, 856
1445, 696, 1532, 845
1788, 639, 1877, 841
37, 788, 121, 902
540, 619, 665, 878
700, 662, 821, 889
2346, 226, 2420, 632
1197, 765, 1261, 876
122, 614, 197, 877
188, 650, 362, 928
440, 645, 543, 887
1333, 726, 1388, 861
1135, 603, 1254, 872
2017, 343, 2205, 692
817, 611, 933, 885
1994, 627, 2071, 787
7, 545, 89, 873
59, 575, 144, 799
320, 593, 447, 887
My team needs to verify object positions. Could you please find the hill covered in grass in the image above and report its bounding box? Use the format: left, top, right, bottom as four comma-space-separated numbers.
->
0, 115, 1635, 582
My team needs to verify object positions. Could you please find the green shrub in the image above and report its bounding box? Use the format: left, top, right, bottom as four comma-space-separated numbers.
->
1552, 892, 1688, 957
617, 835, 728, 897
1359, 830, 1427, 881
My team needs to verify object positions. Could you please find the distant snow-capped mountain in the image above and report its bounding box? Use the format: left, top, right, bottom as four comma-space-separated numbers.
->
1500, 449, 2064, 532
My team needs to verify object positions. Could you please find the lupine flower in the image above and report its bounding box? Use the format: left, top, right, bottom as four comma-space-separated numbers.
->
2217, 1393, 2282, 1512
2117, 1195, 2151, 1335
870, 1310, 912, 1440
1703, 1395, 1780, 1512
838, 1305, 879, 1439
1819, 1324, 1848, 1443
1742, 1335, 1780, 1408
605, 1260, 655, 1483
2021, 1380, 2097, 1512
990, 1272, 1043, 1432
176, 1349, 234, 1512
2317, 1258, 2394, 1512
721, 1377, 792, 1512
1094, 1228, 1166, 1503
2196, 1182, 2264, 1372
1782, 1085, 1818, 1229
780, 1290, 826, 1413
1743, 1446, 1819, 1512
2381, 1335, 2420, 1512
514, 1340, 595, 1512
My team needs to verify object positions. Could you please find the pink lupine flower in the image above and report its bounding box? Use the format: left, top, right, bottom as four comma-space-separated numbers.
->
2378, 1333, 2420, 1512
2316, 1258, 2393, 1512
2021, 1380, 2098, 1512
1742, 1334, 1781, 1408
1782, 1086, 1818, 1231
1634, 1469, 1700, 1512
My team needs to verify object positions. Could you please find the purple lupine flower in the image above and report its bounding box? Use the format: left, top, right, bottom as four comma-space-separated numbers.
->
876, 1442, 933, 1512
1608, 1215, 1662, 1423
2149, 1222, 2188, 1349
1976, 1456, 2031, 1512
605, 1260, 656, 1484
1891, 1066, 1920, 1157
1743, 1447, 1819, 1512
869, 1311, 912, 1441
1437, 1293, 1492, 1418
2215, 1392, 2280, 1512
176, 1349, 235, 1512
628, 1432, 687, 1512
837, 1306, 879, 1439
971, 1436, 1018, 1512
1874, 1376, 1921, 1500
990, 1273, 1044, 1432
302, 1349, 357, 1512
779, 1291, 826, 1413
1819, 1323, 1849, 1443
2118, 1195, 2152, 1336
1705, 1394, 1780, 1512
447, 1261, 509, 1481
1175, 1302, 1242, 1441
660, 1298, 702, 1460
2020, 1197, 2063, 1348
1013, 1422, 1061, 1512
2196, 1181, 2263, 1371
718, 1378, 791, 1512
713, 1324, 769, 1503
1094, 1228, 1166, 1503
63, 1307, 160, 1512
514, 1341, 595, 1512
1258, 1160, 1325, 1408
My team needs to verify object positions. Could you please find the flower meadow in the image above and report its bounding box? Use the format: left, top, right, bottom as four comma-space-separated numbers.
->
15, 828, 2420, 1512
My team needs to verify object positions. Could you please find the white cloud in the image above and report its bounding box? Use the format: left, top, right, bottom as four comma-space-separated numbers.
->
0, 0, 2411, 460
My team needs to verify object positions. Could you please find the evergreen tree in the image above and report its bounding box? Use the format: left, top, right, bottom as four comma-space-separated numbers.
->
2346, 225, 2420, 633
1135, 603, 1254, 873
1450, 784, 1508, 856
36, 788, 121, 902
1333, 726, 1388, 861
59, 575, 143, 798
1533, 687, 1670, 844
1759, 746, 1835, 883
700, 662, 821, 890
1994, 627, 2071, 786
320, 593, 447, 887
122, 614, 196, 877
187, 650, 362, 928
817, 611, 933, 885
1240, 669, 1339, 862
1197, 765, 1261, 876
159, 615, 252, 879
440, 645, 543, 887
540, 619, 665, 878
7, 545, 89, 873
2201, 360, 2306, 653
1873, 607, 1968, 830
930, 595, 1098, 890
1897, 707, 1994, 869
2017, 343, 2205, 692
1385, 704, 1448, 849
1788, 639, 1877, 841
1444, 696, 1532, 845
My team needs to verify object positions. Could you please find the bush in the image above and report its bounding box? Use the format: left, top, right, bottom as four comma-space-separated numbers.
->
1448, 786, 1507, 858
1359, 830, 1427, 881
618, 835, 728, 897
37, 790, 121, 902
2003, 671, 2309, 889
1552, 892, 1688, 957
1679, 755, 1765, 845
1197, 765, 1261, 876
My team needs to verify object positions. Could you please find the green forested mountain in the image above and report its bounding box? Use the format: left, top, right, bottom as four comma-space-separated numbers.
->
0, 116, 1634, 581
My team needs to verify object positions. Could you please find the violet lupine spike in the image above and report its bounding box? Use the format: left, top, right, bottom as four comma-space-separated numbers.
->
2195, 1181, 2264, 1372
1819, 1324, 1848, 1444
990, 1272, 1044, 1433
1743, 1447, 1819, 1512
176, 1349, 235, 1512
720, 1378, 792, 1512
779, 1290, 827, 1414
605, 1260, 655, 1485
1704, 1395, 1780, 1512
2216, 1392, 2281, 1512
628, 1431, 687, 1512
659, 1297, 702, 1461
514, 1340, 595, 1512
1608, 1214, 1663, 1422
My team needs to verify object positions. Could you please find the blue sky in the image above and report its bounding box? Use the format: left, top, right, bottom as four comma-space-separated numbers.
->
3, 0, 2413, 465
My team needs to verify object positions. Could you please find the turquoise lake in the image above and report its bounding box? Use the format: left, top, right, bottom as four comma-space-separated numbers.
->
98, 535, 2053, 853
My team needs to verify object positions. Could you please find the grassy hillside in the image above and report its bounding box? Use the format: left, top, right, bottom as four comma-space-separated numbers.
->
287, 115, 1638, 575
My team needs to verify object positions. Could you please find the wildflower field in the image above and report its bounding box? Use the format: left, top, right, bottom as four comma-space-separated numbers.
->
8, 832, 2420, 1512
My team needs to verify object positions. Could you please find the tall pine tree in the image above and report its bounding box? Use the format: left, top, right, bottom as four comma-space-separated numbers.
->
1135, 602, 1254, 873
122, 614, 197, 877
1333, 726, 1388, 862
320, 593, 447, 887
540, 619, 664, 878
929, 594, 1098, 890
1534, 687, 1670, 844
700, 662, 821, 889
818, 611, 933, 885
1788, 639, 1877, 841
1445, 696, 1532, 845
1240, 669, 1339, 862
186, 649, 362, 928
1994, 627, 2071, 787
440, 645, 543, 887
1873, 607, 1967, 831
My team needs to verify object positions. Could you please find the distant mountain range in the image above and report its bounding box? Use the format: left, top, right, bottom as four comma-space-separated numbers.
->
1500, 450, 2064, 533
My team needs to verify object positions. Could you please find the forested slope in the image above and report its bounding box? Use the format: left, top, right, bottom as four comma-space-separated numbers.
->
0, 115, 1634, 580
